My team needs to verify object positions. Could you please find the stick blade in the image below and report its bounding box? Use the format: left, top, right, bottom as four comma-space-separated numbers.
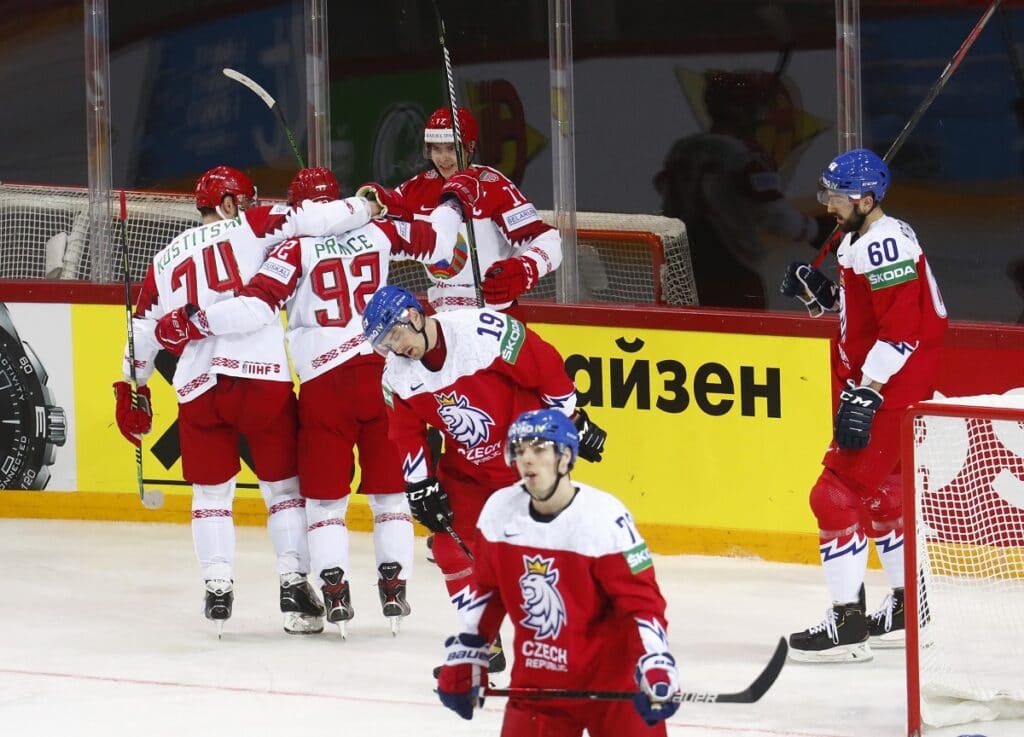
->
222, 68, 276, 109
141, 489, 165, 510
716, 637, 788, 704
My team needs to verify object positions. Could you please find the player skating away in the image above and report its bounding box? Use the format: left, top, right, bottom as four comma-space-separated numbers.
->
114, 165, 374, 636
358, 106, 562, 317
781, 149, 948, 661
360, 286, 607, 668
151, 167, 468, 637
435, 409, 678, 735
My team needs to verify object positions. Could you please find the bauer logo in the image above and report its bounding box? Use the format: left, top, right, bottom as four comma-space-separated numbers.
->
867, 260, 917, 290
624, 543, 653, 574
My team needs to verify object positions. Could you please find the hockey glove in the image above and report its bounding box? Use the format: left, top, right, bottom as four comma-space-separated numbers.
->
405, 477, 454, 533
482, 256, 538, 304
355, 182, 411, 220
633, 651, 681, 726
834, 380, 884, 450
780, 262, 838, 317
437, 632, 490, 720
572, 408, 607, 463
154, 304, 209, 355
113, 381, 152, 447
440, 171, 481, 215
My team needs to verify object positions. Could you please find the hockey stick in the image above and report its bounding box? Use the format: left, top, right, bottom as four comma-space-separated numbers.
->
222, 68, 306, 168
812, 0, 1002, 269
118, 191, 164, 511
486, 636, 788, 705
429, 0, 485, 308
441, 516, 474, 561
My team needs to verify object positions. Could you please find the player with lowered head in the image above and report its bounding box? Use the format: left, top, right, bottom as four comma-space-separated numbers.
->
435, 409, 678, 735
360, 285, 607, 668
358, 106, 562, 317
150, 166, 470, 637
115, 165, 375, 636
781, 149, 948, 661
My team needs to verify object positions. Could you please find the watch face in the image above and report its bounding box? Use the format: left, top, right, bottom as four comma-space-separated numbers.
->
0, 329, 48, 490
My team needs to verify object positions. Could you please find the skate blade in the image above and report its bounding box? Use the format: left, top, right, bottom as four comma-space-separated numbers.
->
788, 642, 873, 663
283, 612, 325, 635
332, 620, 348, 640
869, 631, 905, 649
388, 616, 403, 636
216, 620, 225, 639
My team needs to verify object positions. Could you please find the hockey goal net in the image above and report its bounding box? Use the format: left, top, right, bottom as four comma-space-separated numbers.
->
903, 391, 1024, 735
0, 183, 697, 306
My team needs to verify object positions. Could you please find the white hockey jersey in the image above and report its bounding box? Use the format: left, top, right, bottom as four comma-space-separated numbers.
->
124, 197, 372, 402
398, 165, 561, 311
197, 206, 463, 382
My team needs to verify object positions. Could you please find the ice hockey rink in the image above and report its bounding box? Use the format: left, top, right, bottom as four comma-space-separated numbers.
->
2, 518, 1020, 737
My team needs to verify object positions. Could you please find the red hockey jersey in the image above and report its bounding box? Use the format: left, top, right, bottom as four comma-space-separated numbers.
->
463, 482, 671, 692
833, 215, 948, 408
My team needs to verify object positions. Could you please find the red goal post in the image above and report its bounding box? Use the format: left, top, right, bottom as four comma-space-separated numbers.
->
902, 392, 1024, 736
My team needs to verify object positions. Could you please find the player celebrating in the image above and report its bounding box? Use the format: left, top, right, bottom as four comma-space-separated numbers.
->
114, 165, 374, 636
150, 167, 468, 637
781, 148, 948, 661
359, 106, 561, 316
435, 409, 678, 735
360, 286, 607, 644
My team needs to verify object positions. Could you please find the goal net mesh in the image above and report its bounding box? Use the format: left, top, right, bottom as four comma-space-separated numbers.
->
908, 392, 1024, 730
0, 184, 697, 306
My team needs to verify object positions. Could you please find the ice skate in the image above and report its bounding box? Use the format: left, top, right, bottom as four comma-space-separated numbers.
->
867, 587, 905, 648
204, 579, 233, 639
789, 602, 872, 663
377, 562, 410, 635
280, 572, 325, 635
320, 567, 353, 639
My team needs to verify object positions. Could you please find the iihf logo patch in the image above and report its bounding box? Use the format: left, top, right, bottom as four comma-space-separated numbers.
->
435, 392, 494, 448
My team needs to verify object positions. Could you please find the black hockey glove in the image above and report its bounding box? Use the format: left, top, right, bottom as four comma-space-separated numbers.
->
834, 381, 884, 450
405, 477, 454, 533
781, 262, 838, 317
572, 408, 607, 463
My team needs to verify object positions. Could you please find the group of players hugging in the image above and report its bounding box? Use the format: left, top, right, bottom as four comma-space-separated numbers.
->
112, 93, 946, 733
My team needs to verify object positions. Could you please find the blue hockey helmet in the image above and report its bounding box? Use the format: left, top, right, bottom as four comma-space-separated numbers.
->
818, 148, 889, 204
505, 409, 579, 469
362, 286, 424, 354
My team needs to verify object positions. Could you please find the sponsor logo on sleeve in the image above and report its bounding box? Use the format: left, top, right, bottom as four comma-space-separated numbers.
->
502, 203, 540, 231
382, 382, 394, 408
395, 220, 411, 242
259, 258, 296, 284
867, 259, 917, 290
624, 542, 653, 574
499, 318, 525, 363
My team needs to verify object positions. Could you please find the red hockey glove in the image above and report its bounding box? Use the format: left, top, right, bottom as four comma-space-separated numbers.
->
437, 632, 490, 720
440, 171, 481, 215
482, 257, 538, 304
155, 304, 209, 356
356, 182, 412, 220
113, 381, 152, 447
633, 651, 680, 726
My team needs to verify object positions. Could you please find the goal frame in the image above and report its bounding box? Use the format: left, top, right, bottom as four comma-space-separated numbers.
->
902, 399, 1024, 737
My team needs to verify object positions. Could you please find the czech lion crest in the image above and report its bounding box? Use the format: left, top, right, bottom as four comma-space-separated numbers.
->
435, 392, 494, 448
519, 555, 567, 640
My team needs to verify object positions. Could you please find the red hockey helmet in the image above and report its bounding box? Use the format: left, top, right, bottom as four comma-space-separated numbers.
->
423, 106, 479, 148
287, 167, 340, 206
195, 166, 257, 211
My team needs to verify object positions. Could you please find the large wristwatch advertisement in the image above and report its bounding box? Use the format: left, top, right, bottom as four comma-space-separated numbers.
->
0, 302, 67, 489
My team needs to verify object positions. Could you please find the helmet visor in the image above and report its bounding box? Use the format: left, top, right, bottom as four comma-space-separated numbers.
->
816, 186, 863, 207
368, 312, 416, 356
505, 438, 556, 466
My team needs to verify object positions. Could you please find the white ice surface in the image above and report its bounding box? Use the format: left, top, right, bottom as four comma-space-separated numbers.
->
1, 518, 1021, 737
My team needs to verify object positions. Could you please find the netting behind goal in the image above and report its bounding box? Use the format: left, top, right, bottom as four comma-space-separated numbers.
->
904, 392, 1024, 736
0, 184, 696, 305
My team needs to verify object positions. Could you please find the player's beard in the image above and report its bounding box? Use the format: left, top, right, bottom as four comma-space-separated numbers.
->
839, 206, 868, 233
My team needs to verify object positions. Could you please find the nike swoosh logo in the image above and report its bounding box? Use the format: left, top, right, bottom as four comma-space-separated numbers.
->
503, 530, 521, 538
411, 383, 424, 391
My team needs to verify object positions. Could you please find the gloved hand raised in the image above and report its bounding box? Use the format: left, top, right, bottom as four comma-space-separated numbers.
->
113, 381, 152, 447
356, 182, 411, 220
633, 651, 681, 726
440, 171, 481, 215
572, 408, 607, 462
781, 262, 838, 317
436, 632, 490, 720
